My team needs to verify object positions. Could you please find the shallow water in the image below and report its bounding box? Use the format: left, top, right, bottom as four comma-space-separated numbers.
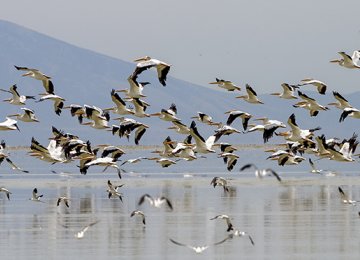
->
1, 150, 360, 259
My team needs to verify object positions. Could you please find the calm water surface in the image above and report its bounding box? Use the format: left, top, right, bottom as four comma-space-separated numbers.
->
0, 150, 360, 259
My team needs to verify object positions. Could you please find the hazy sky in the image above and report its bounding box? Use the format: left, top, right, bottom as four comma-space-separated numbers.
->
2, 0, 360, 93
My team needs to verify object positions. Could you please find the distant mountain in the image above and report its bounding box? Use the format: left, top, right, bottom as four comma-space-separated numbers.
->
0, 20, 358, 147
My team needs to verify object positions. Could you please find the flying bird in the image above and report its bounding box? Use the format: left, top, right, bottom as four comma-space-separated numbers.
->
270, 83, 298, 99
228, 229, 255, 246
57, 196, 70, 207
210, 214, 234, 232
14, 65, 55, 94
138, 194, 173, 210
106, 180, 124, 201
210, 177, 229, 192
169, 237, 229, 254
338, 186, 358, 205
36, 94, 65, 116
8, 108, 39, 123
209, 78, 241, 91
29, 188, 45, 203
0, 84, 35, 105
0, 187, 12, 200
236, 84, 264, 104
132, 56, 171, 86
75, 220, 100, 239
240, 163, 281, 182
297, 78, 327, 95
130, 210, 146, 225
330, 51, 360, 69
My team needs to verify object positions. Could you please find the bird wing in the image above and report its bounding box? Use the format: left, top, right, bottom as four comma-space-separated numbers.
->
266, 169, 282, 182
239, 163, 256, 171
138, 194, 152, 206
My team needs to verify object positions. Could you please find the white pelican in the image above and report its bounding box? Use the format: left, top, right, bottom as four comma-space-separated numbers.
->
111, 119, 148, 145
191, 112, 220, 126
240, 163, 281, 182
147, 157, 179, 167
63, 104, 86, 124
218, 152, 239, 171
328, 91, 352, 110
339, 107, 360, 122
308, 158, 323, 174
131, 98, 150, 118
0, 117, 19, 131
210, 177, 229, 192
293, 91, 329, 116
330, 51, 360, 69
169, 237, 229, 254
338, 187, 357, 205
236, 84, 264, 104
210, 214, 234, 232
209, 78, 241, 91
168, 120, 191, 135
189, 121, 223, 154
82, 105, 110, 129
130, 210, 146, 225
0, 84, 35, 105
138, 194, 173, 210
85, 157, 122, 178
8, 108, 39, 123
121, 157, 147, 166
151, 136, 176, 157
224, 110, 252, 130
0, 157, 29, 173
277, 153, 306, 166
171, 141, 196, 161
150, 103, 180, 122
0, 187, 11, 200
105, 89, 134, 115
277, 113, 321, 143
30, 188, 45, 203
132, 56, 171, 86
98, 145, 125, 161
213, 143, 237, 153
327, 133, 358, 162
14, 65, 55, 94
228, 230, 255, 246
106, 180, 124, 201
247, 117, 287, 143
36, 94, 65, 116
75, 220, 100, 239
270, 83, 298, 99
116, 75, 149, 98
57, 196, 70, 207
297, 78, 327, 95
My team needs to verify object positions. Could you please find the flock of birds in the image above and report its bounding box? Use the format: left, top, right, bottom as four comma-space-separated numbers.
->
0, 50, 359, 253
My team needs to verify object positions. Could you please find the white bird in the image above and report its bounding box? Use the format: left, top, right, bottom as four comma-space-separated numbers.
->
0, 84, 35, 105
130, 98, 150, 118
111, 118, 149, 145
150, 103, 180, 122
147, 157, 179, 168
210, 177, 229, 192
209, 78, 241, 91
339, 107, 360, 122
270, 83, 298, 99
106, 180, 124, 201
121, 157, 147, 166
236, 84, 264, 104
240, 163, 281, 182
228, 229, 255, 246
63, 104, 86, 124
8, 108, 39, 123
191, 112, 220, 126
277, 153, 306, 166
169, 237, 229, 254
171, 138, 197, 161
75, 220, 100, 239
57, 196, 70, 207
218, 152, 239, 171
29, 188, 45, 203
308, 158, 323, 174
106, 89, 134, 115
168, 120, 191, 135
130, 210, 146, 225
0, 187, 12, 200
85, 157, 122, 178
138, 194, 173, 210
0, 117, 19, 131
338, 187, 358, 205
210, 214, 234, 232
248, 117, 287, 143
330, 51, 360, 69
293, 91, 329, 116
132, 56, 171, 86
328, 91, 352, 110
297, 78, 327, 95
189, 121, 223, 154
224, 110, 252, 130
14, 65, 55, 94
82, 105, 110, 129
36, 94, 65, 116
327, 133, 358, 162
116, 75, 149, 98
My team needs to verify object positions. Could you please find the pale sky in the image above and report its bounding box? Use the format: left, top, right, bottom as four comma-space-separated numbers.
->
2, 0, 360, 93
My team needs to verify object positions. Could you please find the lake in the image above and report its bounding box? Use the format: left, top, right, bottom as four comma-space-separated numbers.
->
0, 149, 360, 259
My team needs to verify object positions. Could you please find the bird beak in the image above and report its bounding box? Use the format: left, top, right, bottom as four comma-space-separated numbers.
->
21, 72, 31, 77
329, 59, 339, 63
270, 93, 279, 96
235, 95, 246, 99
7, 114, 19, 117
133, 56, 147, 62
209, 82, 218, 84
327, 102, 337, 106
149, 113, 161, 117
